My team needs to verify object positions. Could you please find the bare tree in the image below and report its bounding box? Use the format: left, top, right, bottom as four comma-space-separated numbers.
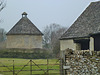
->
0, 28, 6, 42
43, 23, 67, 56
0, 0, 6, 43
0, 0, 6, 12
43, 23, 61, 49
0, 0, 6, 23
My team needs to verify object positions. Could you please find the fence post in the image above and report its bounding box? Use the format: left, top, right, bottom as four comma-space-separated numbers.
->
47, 59, 49, 75
13, 60, 15, 75
30, 60, 32, 75
60, 59, 64, 75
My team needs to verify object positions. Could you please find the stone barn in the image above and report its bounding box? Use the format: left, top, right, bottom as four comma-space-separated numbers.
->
6, 12, 43, 49
60, 1, 100, 51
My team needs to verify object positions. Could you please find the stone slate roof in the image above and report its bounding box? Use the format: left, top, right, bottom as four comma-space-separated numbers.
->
7, 12, 43, 35
61, 1, 100, 39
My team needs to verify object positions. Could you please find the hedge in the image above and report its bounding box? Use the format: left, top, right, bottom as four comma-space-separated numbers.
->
0, 49, 55, 59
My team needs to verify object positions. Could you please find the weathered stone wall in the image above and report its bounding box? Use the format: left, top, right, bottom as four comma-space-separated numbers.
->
61, 49, 100, 75
60, 39, 77, 51
6, 35, 42, 49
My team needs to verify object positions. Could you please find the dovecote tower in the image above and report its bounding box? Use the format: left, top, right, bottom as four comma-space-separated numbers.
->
6, 12, 43, 49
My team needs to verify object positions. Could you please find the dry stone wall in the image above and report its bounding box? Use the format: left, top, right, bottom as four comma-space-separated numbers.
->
61, 49, 100, 75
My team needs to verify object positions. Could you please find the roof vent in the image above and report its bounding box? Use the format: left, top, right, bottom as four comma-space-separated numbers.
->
22, 12, 27, 17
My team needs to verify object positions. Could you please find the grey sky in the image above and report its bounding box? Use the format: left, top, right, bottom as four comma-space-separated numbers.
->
0, 0, 95, 32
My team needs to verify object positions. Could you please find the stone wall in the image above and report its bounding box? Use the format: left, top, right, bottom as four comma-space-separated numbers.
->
6, 35, 42, 49
60, 39, 77, 51
61, 49, 100, 75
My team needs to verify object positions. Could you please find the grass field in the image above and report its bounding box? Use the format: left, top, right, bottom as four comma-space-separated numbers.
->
0, 58, 60, 75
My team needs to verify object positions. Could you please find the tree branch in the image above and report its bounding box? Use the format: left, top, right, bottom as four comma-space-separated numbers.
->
0, 0, 6, 12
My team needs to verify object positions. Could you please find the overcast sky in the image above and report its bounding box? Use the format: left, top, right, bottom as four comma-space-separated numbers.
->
0, 0, 96, 32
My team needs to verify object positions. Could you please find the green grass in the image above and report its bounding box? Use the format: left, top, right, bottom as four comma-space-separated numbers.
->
0, 58, 60, 75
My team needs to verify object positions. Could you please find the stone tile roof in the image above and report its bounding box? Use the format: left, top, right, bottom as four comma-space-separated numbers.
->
7, 12, 43, 35
61, 1, 100, 39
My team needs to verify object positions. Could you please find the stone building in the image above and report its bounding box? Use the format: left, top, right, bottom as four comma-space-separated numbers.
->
6, 12, 43, 49
60, 1, 100, 51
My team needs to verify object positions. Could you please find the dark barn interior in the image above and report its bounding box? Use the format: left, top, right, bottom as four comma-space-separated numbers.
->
93, 34, 100, 51
74, 38, 90, 50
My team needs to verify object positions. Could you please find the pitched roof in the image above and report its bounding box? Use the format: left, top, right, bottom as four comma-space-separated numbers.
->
7, 12, 43, 35
61, 1, 100, 39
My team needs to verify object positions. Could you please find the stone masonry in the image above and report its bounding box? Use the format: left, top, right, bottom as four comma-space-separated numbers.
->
61, 49, 100, 75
